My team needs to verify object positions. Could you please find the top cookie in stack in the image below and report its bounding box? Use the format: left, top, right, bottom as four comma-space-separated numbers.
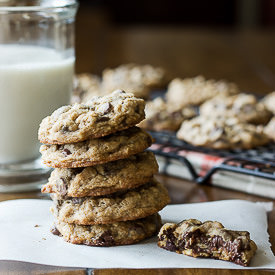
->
39, 90, 146, 144
39, 90, 170, 246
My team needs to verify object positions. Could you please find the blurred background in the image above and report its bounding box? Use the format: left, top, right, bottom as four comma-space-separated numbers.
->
75, 0, 275, 94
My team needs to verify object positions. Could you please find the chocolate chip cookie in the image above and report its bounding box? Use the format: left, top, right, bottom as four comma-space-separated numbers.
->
262, 91, 275, 114
52, 213, 161, 246
139, 97, 196, 131
166, 76, 239, 109
72, 73, 102, 104
42, 151, 158, 197
51, 179, 170, 225
177, 116, 269, 149
264, 116, 275, 141
158, 219, 257, 266
102, 64, 167, 99
38, 90, 145, 144
200, 93, 272, 125
40, 127, 153, 168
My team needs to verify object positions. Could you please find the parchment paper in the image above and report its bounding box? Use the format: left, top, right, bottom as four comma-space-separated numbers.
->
0, 199, 274, 269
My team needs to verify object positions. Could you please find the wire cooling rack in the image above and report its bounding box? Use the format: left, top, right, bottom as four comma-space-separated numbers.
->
148, 131, 275, 184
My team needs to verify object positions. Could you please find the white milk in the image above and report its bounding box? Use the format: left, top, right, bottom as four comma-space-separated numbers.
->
0, 45, 74, 164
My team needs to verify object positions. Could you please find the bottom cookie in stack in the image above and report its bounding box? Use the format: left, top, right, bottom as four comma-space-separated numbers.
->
50, 179, 169, 246
52, 213, 162, 246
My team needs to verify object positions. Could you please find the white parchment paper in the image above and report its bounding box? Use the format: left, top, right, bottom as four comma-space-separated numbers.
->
0, 199, 274, 269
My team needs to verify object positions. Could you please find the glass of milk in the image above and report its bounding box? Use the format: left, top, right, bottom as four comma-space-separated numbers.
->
0, 0, 78, 192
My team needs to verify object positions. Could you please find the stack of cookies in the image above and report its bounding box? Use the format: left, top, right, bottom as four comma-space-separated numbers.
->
38, 90, 170, 246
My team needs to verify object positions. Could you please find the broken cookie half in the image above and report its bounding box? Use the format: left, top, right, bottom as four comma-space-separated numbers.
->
158, 219, 257, 266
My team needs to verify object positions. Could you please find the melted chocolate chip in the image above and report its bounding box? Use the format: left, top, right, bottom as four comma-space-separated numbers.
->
135, 105, 140, 113
97, 231, 115, 246
210, 235, 224, 250
61, 126, 69, 132
87, 231, 115, 247
162, 228, 178, 251
97, 116, 110, 122
62, 148, 72, 156
72, 167, 85, 175
165, 239, 177, 251
51, 226, 61, 236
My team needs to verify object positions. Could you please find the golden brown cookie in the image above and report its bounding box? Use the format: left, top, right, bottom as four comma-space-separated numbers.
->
139, 97, 196, 131
177, 116, 269, 149
166, 76, 239, 109
102, 63, 167, 99
42, 151, 158, 197
264, 117, 275, 141
71, 73, 102, 104
200, 93, 272, 125
39, 90, 145, 144
51, 179, 170, 225
262, 91, 275, 114
52, 213, 162, 246
158, 219, 257, 266
40, 127, 153, 168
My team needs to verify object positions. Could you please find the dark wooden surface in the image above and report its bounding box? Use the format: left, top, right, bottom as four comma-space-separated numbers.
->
1, 16, 275, 275
0, 174, 274, 274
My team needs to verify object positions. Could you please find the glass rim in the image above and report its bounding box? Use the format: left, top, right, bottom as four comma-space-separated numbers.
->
0, 0, 78, 12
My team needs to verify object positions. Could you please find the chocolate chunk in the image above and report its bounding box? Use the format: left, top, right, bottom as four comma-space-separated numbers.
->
165, 239, 177, 251
62, 148, 72, 156
135, 105, 141, 113
72, 167, 85, 176
97, 116, 110, 122
51, 226, 61, 236
84, 231, 115, 247
162, 228, 178, 251
61, 126, 69, 132
95, 231, 115, 246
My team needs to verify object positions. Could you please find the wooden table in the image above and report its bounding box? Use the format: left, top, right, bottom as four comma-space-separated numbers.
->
0, 174, 274, 275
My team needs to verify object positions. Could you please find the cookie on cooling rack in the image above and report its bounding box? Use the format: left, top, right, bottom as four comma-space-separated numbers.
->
101, 64, 167, 99
139, 97, 196, 131
166, 76, 239, 109
264, 117, 275, 141
72, 73, 102, 104
262, 91, 275, 114
200, 93, 272, 125
176, 116, 269, 149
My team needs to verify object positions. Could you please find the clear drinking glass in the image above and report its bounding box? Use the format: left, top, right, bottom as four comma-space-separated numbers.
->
0, 0, 78, 192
